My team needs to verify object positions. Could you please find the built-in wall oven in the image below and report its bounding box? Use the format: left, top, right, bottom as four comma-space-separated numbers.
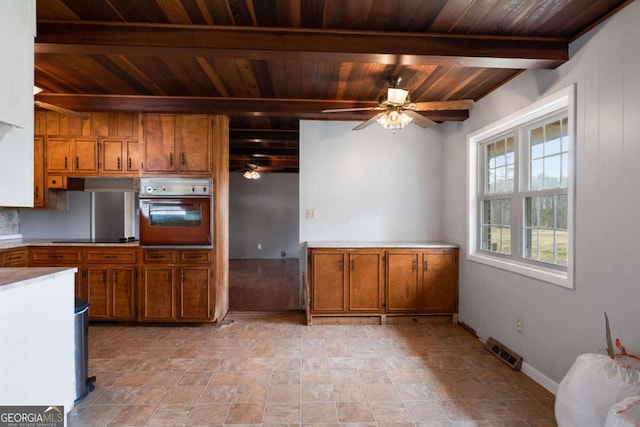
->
139, 177, 213, 247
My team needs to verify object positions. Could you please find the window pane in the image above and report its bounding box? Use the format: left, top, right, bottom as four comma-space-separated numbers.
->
561, 153, 569, 188
531, 158, 544, 190
545, 120, 562, 155
530, 127, 544, 159
544, 155, 561, 188
523, 195, 568, 266
481, 199, 511, 254
485, 136, 515, 195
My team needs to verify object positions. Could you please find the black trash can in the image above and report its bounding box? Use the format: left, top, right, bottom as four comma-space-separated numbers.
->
74, 298, 95, 403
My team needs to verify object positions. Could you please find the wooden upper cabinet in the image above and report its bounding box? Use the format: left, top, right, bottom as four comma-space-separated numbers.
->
143, 114, 176, 173
46, 137, 98, 175
177, 114, 212, 173
142, 114, 212, 175
101, 138, 140, 175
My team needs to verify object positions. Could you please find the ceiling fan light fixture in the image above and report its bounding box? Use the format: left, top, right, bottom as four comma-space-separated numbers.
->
387, 87, 408, 105
243, 169, 260, 180
33, 86, 43, 95
376, 110, 413, 130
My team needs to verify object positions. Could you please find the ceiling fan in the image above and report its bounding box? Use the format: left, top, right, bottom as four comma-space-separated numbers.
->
34, 86, 89, 120
232, 157, 261, 180
322, 76, 474, 131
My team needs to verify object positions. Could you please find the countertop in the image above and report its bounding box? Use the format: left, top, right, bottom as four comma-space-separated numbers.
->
305, 241, 459, 249
0, 267, 78, 292
0, 238, 140, 250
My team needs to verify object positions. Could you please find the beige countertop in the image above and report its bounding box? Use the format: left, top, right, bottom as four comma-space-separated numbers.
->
0, 238, 140, 250
305, 241, 459, 249
0, 267, 78, 292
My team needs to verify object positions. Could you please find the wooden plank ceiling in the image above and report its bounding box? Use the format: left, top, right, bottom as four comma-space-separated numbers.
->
34, 0, 631, 173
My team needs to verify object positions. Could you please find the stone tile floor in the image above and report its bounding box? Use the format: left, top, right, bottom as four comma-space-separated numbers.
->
68, 312, 557, 426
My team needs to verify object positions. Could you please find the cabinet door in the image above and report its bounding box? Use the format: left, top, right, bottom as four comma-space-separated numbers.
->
112, 268, 136, 320
140, 267, 176, 321
73, 138, 98, 173
421, 250, 458, 313
34, 137, 45, 208
386, 251, 420, 313
349, 251, 384, 312
178, 267, 211, 320
177, 114, 211, 173
310, 251, 347, 312
126, 139, 140, 173
0, 247, 28, 267
46, 138, 71, 172
101, 139, 125, 174
86, 268, 109, 319
143, 114, 176, 173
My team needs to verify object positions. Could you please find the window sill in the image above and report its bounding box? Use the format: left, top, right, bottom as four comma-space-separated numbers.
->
467, 252, 573, 289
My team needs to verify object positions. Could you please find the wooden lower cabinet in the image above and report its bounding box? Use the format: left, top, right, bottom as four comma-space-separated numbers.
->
308, 246, 458, 322
309, 249, 384, 314
84, 248, 138, 320
29, 247, 84, 297
386, 248, 458, 314
140, 249, 213, 322
0, 247, 29, 267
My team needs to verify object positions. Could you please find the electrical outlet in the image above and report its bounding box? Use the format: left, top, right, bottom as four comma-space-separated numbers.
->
257, 243, 262, 250
305, 208, 315, 219
517, 319, 524, 334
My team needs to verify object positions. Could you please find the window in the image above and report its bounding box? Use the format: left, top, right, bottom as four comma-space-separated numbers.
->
468, 86, 575, 288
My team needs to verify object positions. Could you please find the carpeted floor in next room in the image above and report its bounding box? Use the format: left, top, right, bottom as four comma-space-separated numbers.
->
229, 258, 300, 311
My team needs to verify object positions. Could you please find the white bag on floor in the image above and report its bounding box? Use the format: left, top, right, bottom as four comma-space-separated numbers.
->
605, 395, 640, 427
555, 353, 640, 427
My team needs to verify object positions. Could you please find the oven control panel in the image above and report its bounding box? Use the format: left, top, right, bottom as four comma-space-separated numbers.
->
139, 177, 212, 197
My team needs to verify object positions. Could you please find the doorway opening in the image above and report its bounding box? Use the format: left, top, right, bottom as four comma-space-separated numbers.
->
228, 173, 300, 311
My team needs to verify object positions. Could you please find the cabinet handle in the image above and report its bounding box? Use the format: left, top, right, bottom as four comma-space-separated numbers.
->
167, 270, 172, 282
128, 157, 132, 170
350, 259, 355, 270
76, 156, 79, 169
114, 271, 118, 282
181, 152, 185, 165
169, 152, 173, 166
117, 157, 121, 170
412, 260, 417, 271
64, 156, 68, 169
35, 186, 39, 199
424, 260, 428, 271
338, 261, 343, 271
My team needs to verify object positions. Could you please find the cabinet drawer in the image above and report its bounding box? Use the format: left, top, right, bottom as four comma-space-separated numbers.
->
178, 250, 211, 264
0, 247, 28, 267
85, 249, 138, 264
143, 249, 177, 263
30, 248, 83, 264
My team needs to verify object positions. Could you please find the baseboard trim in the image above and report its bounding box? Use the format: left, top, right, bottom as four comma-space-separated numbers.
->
521, 361, 559, 395
475, 336, 559, 396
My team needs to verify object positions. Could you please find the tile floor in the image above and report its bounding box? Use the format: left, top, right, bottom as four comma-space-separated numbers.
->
68, 312, 558, 426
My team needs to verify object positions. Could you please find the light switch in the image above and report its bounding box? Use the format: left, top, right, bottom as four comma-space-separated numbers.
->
305, 208, 316, 219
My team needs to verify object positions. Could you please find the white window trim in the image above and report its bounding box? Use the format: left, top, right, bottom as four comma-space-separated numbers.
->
467, 84, 576, 289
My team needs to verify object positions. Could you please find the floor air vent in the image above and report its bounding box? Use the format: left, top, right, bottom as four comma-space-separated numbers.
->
484, 337, 523, 370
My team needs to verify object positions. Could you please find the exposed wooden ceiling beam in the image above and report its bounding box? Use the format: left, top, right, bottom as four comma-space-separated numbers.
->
34, 94, 470, 121
35, 21, 568, 69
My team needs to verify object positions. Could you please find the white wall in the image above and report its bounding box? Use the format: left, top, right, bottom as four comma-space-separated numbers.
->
300, 120, 443, 243
0, 0, 35, 208
441, 1, 640, 389
229, 173, 299, 258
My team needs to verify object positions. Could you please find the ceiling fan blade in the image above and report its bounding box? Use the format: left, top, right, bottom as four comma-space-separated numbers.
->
411, 99, 475, 111
404, 110, 437, 128
353, 113, 385, 131
34, 101, 89, 120
322, 107, 383, 113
